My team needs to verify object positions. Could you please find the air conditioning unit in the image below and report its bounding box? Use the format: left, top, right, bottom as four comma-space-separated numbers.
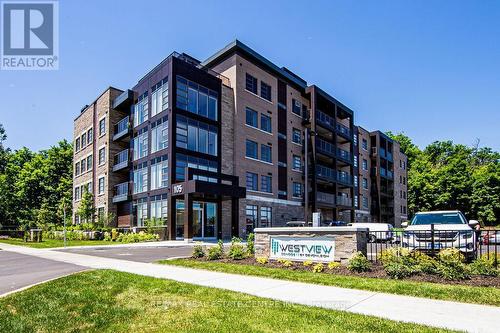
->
372, 147, 378, 155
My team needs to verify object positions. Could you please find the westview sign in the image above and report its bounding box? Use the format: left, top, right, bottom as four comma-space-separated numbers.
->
270, 236, 335, 262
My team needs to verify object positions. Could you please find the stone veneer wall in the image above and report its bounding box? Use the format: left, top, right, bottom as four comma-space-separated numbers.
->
254, 227, 368, 263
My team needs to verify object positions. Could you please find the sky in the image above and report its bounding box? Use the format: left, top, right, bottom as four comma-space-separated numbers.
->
1, 0, 499, 152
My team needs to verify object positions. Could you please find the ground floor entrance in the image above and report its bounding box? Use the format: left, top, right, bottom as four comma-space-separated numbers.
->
175, 200, 217, 240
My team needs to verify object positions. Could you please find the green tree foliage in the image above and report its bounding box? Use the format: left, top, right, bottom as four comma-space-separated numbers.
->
77, 190, 95, 223
387, 132, 500, 225
0, 124, 73, 230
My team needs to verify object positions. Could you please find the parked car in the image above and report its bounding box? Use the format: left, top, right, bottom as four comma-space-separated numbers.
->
401, 210, 478, 260
322, 220, 348, 227
483, 232, 500, 245
351, 222, 394, 242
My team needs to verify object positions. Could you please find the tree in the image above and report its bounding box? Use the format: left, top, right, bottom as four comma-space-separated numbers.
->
0, 123, 9, 173
77, 190, 95, 223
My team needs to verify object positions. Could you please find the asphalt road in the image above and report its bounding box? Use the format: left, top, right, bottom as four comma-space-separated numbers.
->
0, 251, 86, 296
56, 245, 193, 263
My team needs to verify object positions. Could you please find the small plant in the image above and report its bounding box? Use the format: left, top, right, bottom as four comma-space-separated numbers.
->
111, 228, 119, 241
192, 243, 205, 258
413, 251, 438, 274
228, 238, 247, 260
384, 262, 418, 279
348, 252, 371, 272
246, 233, 255, 254
312, 263, 324, 273
207, 245, 223, 260
436, 262, 469, 280
103, 232, 111, 242
438, 248, 465, 265
217, 239, 224, 253
467, 255, 499, 277
303, 260, 313, 267
327, 262, 340, 270
256, 257, 268, 265
281, 260, 293, 268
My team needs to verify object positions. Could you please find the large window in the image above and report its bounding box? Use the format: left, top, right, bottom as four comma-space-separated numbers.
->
260, 206, 272, 227
86, 155, 92, 171
134, 199, 148, 227
151, 157, 168, 190
151, 118, 168, 153
99, 118, 106, 136
133, 163, 148, 194
176, 76, 218, 121
133, 131, 148, 160
260, 81, 271, 101
362, 177, 368, 189
292, 128, 302, 144
246, 204, 258, 233
292, 155, 302, 171
133, 92, 149, 127
246, 172, 258, 191
75, 162, 80, 176
292, 182, 303, 198
87, 128, 93, 144
98, 147, 105, 165
261, 144, 272, 163
292, 99, 301, 116
362, 159, 368, 171
98, 176, 105, 195
261, 175, 272, 193
362, 138, 368, 150
362, 196, 369, 208
176, 116, 218, 156
151, 78, 168, 117
245, 73, 257, 94
175, 154, 218, 182
246, 107, 258, 127
75, 138, 80, 152
246, 139, 258, 159
150, 195, 168, 222
261, 114, 272, 133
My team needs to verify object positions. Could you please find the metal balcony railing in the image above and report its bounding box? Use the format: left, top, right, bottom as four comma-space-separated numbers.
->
337, 171, 353, 185
113, 149, 129, 171
113, 116, 130, 140
316, 165, 336, 182
336, 123, 351, 139
336, 148, 351, 163
336, 195, 352, 207
113, 182, 129, 203
317, 191, 335, 205
316, 138, 336, 157
315, 110, 335, 130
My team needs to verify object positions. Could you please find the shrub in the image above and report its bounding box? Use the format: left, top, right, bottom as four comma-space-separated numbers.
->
246, 233, 255, 254
228, 242, 247, 260
380, 247, 412, 266
467, 255, 499, 277
384, 262, 419, 279
312, 263, 324, 273
327, 262, 340, 270
303, 260, 313, 267
111, 229, 119, 241
435, 248, 469, 280
256, 257, 268, 265
438, 248, 465, 265
103, 232, 111, 242
192, 243, 205, 258
281, 260, 293, 268
413, 252, 438, 274
207, 246, 223, 260
348, 252, 371, 272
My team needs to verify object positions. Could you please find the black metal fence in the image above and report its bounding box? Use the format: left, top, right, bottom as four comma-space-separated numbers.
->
366, 228, 499, 265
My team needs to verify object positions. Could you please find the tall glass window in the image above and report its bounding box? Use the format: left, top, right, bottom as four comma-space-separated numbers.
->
246, 140, 258, 159
246, 107, 258, 127
133, 131, 148, 160
246, 172, 258, 191
293, 182, 303, 198
151, 118, 168, 153
151, 157, 168, 190
175, 154, 217, 182
133, 163, 148, 194
261, 114, 272, 133
261, 175, 272, 193
151, 78, 168, 117
261, 144, 272, 163
246, 204, 258, 233
260, 207, 272, 227
176, 76, 218, 121
133, 92, 149, 127
134, 199, 148, 227
150, 195, 168, 222
176, 116, 218, 156
292, 128, 302, 144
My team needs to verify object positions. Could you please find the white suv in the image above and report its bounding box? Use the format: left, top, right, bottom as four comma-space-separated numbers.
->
401, 210, 478, 260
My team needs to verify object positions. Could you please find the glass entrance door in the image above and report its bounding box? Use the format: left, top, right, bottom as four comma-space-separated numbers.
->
193, 201, 217, 240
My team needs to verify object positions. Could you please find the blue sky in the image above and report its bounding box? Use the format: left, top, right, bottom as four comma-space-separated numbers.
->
1, 0, 499, 151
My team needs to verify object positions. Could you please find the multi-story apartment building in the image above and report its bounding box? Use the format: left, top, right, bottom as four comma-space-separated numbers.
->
72, 40, 407, 240
354, 126, 408, 227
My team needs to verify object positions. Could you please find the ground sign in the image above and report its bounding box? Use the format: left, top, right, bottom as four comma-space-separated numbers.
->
269, 236, 335, 262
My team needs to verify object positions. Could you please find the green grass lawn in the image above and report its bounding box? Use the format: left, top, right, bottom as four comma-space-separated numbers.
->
0, 237, 114, 248
160, 259, 500, 307
0, 270, 454, 333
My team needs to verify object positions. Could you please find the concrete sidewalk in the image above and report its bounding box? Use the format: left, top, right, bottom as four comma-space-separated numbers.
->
1, 243, 499, 333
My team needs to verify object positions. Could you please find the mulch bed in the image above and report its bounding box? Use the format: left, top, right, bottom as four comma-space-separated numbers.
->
189, 257, 500, 288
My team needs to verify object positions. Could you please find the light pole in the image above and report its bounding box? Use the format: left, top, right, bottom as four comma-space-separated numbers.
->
63, 202, 67, 248
304, 127, 316, 224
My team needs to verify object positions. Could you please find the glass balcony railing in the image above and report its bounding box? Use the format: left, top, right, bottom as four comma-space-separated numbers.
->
317, 191, 335, 205
380, 168, 387, 177
113, 182, 129, 203
336, 123, 351, 139
336, 148, 351, 163
113, 116, 130, 140
336, 195, 352, 207
315, 110, 335, 130
379, 147, 386, 158
316, 138, 336, 157
386, 152, 393, 161
337, 171, 353, 185
113, 149, 129, 171
316, 165, 336, 182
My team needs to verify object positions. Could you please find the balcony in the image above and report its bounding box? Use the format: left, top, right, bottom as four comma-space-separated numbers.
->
113, 116, 130, 141
113, 149, 129, 171
315, 110, 335, 131
386, 151, 393, 162
316, 165, 336, 182
380, 168, 394, 180
380, 147, 386, 158
336, 148, 352, 164
337, 171, 353, 186
113, 182, 129, 203
316, 138, 336, 157
317, 191, 335, 206
336, 123, 351, 141
336, 195, 353, 207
